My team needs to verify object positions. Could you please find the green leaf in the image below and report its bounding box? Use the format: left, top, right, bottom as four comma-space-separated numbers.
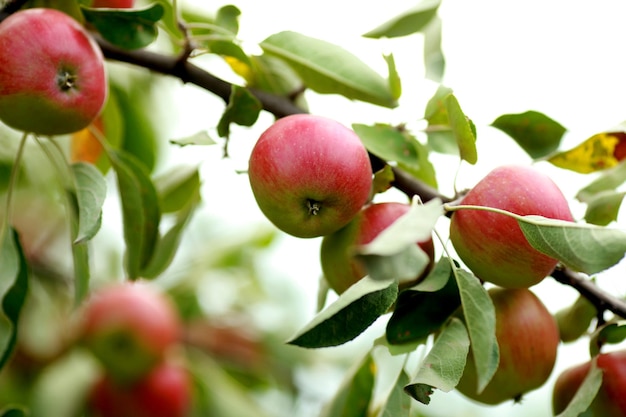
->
491, 111, 566, 159
215, 4, 241, 35
424, 85, 456, 154
154, 165, 201, 214
66, 190, 91, 305
517, 215, 626, 274
353, 123, 437, 186
362, 0, 441, 38
71, 162, 107, 243
320, 352, 376, 417
287, 277, 398, 348
261, 31, 397, 108
555, 359, 602, 417
109, 150, 160, 280
374, 368, 411, 417
0, 407, 28, 417
0, 229, 28, 371
386, 259, 461, 345
590, 322, 626, 356
454, 268, 499, 393
445, 94, 477, 164
423, 16, 445, 82
584, 190, 625, 225
82, 3, 165, 50
404, 318, 470, 404
169, 131, 217, 147
384, 54, 402, 100
217, 86, 262, 137
576, 160, 626, 202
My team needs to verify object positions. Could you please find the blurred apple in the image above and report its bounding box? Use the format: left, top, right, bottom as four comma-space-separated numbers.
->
320, 202, 435, 294
248, 114, 373, 238
449, 165, 573, 288
0, 8, 107, 135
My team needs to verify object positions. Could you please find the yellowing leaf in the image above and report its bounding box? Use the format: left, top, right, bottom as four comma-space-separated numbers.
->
71, 118, 105, 165
548, 132, 626, 173
224, 56, 253, 82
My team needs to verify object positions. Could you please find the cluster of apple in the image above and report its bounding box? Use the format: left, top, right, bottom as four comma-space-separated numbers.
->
248, 114, 626, 414
79, 281, 191, 417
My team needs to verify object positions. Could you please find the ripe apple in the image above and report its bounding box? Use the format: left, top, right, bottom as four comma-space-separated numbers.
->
80, 282, 181, 383
320, 202, 435, 294
449, 164, 573, 288
456, 287, 559, 405
89, 361, 191, 417
248, 114, 373, 238
0, 8, 107, 135
553, 350, 626, 416
91, 0, 134, 7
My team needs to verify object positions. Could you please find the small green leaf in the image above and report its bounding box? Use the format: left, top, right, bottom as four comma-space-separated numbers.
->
109, 150, 161, 280
82, 3, 165, 50
362, 0, 441, 38
217, 86, 262, 137
556, 359, 602, 417
215, 4, 241, 35
584, 190, 625, 225
590, 322, 626, 356
287, 277, 398, 348
454, 267, 499, 393
384, 54, 402, 100
445, 94, 477, 164
154, 165, 201, 214
491, 111, 566, 159
320, 352, 376, 417
423, 16, 445, 82
517, 215, 626, 275
404, 318, 470, 404
424, 85, 456, 154
170, 131, 217, 147
71, 162, 107, 243
261, 31, 397, 108
576, 160, 626, 202
0, 229, 28, 371
66, 190, 91, 305
386, 259, 461, 345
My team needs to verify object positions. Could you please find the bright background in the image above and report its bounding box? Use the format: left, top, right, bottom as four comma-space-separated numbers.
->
101, 1, 626, 416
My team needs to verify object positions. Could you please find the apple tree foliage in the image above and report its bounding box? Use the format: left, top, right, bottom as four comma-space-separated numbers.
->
1, 0, 626, 416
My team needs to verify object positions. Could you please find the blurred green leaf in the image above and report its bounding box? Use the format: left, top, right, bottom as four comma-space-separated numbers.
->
261, 31, 397, 108
362, 0, 441, 38
423, 16, 445, 82
454, 268, 498, 393
555, 359, 602, 417
386, 259, 461, 345
518, 215, 626, 274
384, 54, 402, 100
66, 190, 91, 306
217, 86, 262, 138
287, 277, 397, 348
320, 352, 375, 417
170, 131, 217, 147
555, 295, 597, 343
492, 110, 565, 159
215, 4, 241, 35
70, 163, 106, 243
445, 94, 477, 164
374, 368, 411, 417
82, 3, 164, 50
405, 318, 470, 404
109, 150, 160, 280
0, 229, 28, 371
584, 190, 625, 225
424, 85, 456, 154
154, 165, 201, 214
0, 407, 28, 417
590, 322, 626, 356
576, 160, 626, 202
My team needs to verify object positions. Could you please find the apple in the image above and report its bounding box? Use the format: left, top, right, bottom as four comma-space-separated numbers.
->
456, 287, 559, 405
553, 350, 626, 416
89, 361, 191, 417
320, 202, 435, 294
80, 282, 181, 383
248, 114, 373, 238
449, 164, 573, 288
91, 0, 134, 7
0, 8, 107, 135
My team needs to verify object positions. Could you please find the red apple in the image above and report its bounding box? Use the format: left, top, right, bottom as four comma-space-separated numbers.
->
553, 350, 626, 416
91, 0, 134, 7
248, 114, 373, 238
0, 8, 107, 135
320, 202, 435, 294
80, 282, 181, 383
449, 165, 573, 288
456, 287, 559, 405
89, 361, 191, 417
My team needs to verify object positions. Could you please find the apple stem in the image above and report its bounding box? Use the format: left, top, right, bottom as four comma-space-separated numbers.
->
307, 200, 321, 216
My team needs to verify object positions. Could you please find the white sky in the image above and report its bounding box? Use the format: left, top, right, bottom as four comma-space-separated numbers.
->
162, 1, 626, 416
